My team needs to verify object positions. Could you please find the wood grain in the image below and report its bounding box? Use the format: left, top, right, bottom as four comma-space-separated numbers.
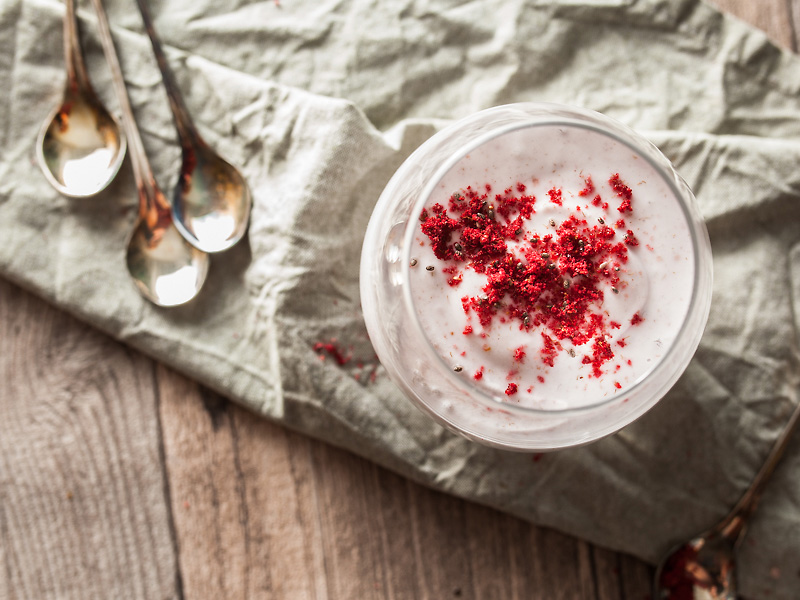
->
2, 2, 797, 599
706, 0, 797, 50
0, 279, 180, 599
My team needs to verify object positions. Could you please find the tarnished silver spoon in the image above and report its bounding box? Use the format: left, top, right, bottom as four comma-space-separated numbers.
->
134, 0, 251, 253
91, 0, 208, 306
36, 0, 126, 197
653, 398, 800, 599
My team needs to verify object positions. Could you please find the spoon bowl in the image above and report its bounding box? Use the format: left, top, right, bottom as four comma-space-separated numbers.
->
172, 141, 251, 253
126, 194, 209, 306
37, 92, 125, 197
654, 533, 735, 600
37, 0, 125, 197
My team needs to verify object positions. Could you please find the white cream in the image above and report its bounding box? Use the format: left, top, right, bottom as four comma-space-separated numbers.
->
408, 124, 695, 410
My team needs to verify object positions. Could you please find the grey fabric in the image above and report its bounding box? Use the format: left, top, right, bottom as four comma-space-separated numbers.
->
2, 0, 800, 596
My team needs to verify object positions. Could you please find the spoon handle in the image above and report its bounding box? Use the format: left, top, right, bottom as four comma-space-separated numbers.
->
89, 0, 169, 220
64, 0, 92, 94
133, 0, 200, 149
718, 397, 800, 541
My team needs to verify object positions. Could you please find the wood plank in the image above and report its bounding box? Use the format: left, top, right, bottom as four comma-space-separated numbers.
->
0, 278, 181, 599
156, 367, 328, 599
706, 0, 796, 51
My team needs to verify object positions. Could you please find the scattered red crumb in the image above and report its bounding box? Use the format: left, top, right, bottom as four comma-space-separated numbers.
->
609, 321, 621, 329
526, 386, 533, 393
537, 375, 545, 383
627, 359, 632, 366
474, 366, 484, 380
506, 369, 518, 380
548, 187, 563, 206
580, 336, 614, 378
540, 333, 559, 368
513, 346, 526, 363
615, 219, 626, 229
630, 312, 644, 325
505, 383, 518, 396
578, 176, 594, 197
313, 340, 352, 366
614, 381, 622, 389
617, 338, 627, 348
609, 174, 633, 213
442, 265, 463, 286
419, 172, 644, 378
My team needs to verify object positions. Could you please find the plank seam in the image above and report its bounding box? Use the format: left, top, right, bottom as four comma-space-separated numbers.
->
152, 363, 187, 600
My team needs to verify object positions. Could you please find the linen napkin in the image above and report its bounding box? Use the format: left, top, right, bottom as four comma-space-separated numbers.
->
1, 0, 799, 596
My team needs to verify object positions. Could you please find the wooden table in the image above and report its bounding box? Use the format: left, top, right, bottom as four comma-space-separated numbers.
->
1, 1, 795, 598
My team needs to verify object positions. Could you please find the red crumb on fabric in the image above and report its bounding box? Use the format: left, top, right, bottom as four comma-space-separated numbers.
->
505, 383, 518, 396
537, 375, 545, 384
513, 346, 526, 362
474, 366, 484, 380
631, 312, 644, 325
614, 381, 622, 389
313, 340, 352, 365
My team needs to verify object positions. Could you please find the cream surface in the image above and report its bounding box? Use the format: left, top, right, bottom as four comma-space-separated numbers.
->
408, 124, 695, 409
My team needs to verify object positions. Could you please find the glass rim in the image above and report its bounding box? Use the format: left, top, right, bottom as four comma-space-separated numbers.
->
399, 103, 709, 418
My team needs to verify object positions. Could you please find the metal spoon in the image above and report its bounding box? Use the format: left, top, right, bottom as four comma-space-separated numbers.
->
36, 0, 126, 197
653, 399, 800, 599
133, 0, 251, 253
90, 0, 208, 306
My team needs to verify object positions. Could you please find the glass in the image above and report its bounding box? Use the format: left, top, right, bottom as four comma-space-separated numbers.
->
360, 103, 712, 451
